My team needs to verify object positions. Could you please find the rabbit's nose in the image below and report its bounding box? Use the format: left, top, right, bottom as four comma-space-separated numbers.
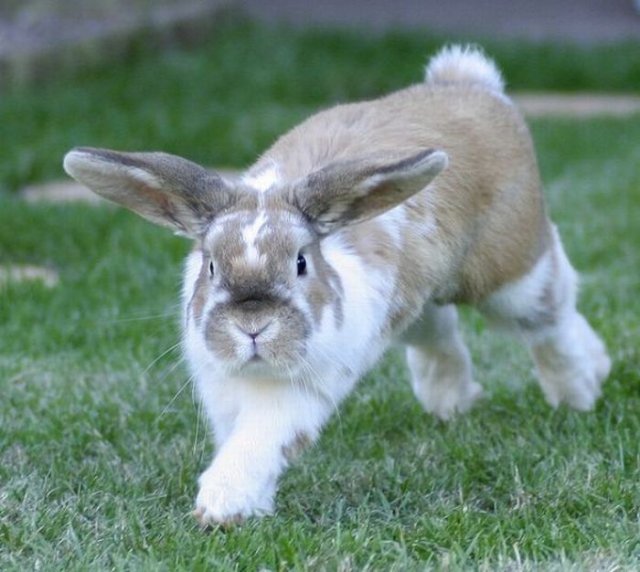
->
236, 321, 272, 342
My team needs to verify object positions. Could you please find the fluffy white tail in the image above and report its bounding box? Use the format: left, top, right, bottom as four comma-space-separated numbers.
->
425, 45, 505, 93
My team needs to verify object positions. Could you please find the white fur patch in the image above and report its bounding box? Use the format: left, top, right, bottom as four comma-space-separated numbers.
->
242, 162, 280, 193
242, 211, 269, 265
481, 226, 577, 335
194, 382, 331, 525
425, 45, 505, 93
482, 248, 553, 326
312, 234, 394, 398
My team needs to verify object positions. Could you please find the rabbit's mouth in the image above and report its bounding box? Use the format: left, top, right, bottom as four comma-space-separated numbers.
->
233, 351, 293, 381
246, 352, 268, 368
220, 336, 309, 381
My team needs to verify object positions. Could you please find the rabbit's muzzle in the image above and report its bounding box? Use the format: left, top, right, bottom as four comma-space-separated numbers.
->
203, 298, 310, 377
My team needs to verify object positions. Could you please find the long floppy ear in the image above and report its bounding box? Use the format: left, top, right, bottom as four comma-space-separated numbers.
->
63, 147, 236, 237
294, 148, 448, 235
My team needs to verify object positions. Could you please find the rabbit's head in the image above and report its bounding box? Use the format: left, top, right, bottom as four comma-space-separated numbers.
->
64, 147, 446, 378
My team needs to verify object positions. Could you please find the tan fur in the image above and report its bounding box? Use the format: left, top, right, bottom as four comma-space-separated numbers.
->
344, 219, 397, 272
305, 241, 344, 327
258, 83, 551, 331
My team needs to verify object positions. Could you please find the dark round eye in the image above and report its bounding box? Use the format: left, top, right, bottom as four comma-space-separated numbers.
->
209, 260, 214, 276
297, 254, 307, 276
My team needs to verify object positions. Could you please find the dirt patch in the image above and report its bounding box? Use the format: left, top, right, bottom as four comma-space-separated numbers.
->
21, 181, 106, 204
20, 169, 241, 204
514, 92, 640, 118
0, 0, 234, 91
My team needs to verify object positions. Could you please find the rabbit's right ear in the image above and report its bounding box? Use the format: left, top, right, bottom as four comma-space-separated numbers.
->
63, 147, 236, 237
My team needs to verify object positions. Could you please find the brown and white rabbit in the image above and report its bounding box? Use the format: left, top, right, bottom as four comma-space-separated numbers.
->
63, 45, 610, 526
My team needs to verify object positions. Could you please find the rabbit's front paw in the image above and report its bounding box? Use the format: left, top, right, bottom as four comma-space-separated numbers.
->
193, 468, 275, 527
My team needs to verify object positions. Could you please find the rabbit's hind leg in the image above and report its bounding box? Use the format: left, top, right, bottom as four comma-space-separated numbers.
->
479, 227, 610, 411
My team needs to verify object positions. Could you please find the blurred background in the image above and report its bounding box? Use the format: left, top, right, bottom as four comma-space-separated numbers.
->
2, 0, 639, 92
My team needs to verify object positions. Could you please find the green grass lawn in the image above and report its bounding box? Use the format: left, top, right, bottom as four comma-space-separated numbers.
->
1, 18, 640, 570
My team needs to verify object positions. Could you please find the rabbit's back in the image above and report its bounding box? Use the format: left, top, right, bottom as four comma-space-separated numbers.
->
256, 82, 549, 329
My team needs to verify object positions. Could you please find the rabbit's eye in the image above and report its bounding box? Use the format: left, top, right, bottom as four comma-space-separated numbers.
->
209, 261, 214, 277
297, 254, 307, 276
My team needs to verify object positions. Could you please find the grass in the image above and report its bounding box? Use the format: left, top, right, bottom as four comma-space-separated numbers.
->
2, 17, 640, 570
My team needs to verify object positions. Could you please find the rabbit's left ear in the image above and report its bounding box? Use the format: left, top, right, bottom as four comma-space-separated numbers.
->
63, 147, 237, 237
293, 149, 447, 235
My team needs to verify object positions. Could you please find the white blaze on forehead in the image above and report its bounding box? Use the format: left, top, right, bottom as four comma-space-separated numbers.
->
242, 210, 268, 244
242, 211, 269, 265
242, 161, 280, 193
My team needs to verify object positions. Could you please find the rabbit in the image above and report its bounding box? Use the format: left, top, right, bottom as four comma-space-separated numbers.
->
63, 45, 611, 527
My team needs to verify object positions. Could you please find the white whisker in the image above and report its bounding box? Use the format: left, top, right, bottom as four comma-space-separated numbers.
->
142, 341, 182, 376
106, 311, 179, 324
158, 370, 193, 419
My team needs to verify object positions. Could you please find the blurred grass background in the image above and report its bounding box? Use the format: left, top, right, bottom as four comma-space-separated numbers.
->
1, 14, 640, 192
